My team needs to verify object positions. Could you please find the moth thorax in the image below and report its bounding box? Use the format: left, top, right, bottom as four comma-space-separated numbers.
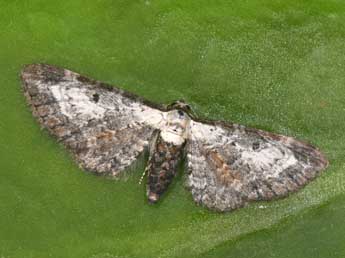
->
160, 110, 190, 145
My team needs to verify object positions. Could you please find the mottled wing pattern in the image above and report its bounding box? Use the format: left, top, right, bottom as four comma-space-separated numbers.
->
21, 64, 165, 176
186, 120, 328, 212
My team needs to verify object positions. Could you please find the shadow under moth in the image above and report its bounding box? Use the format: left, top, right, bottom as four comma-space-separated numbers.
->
21, 64, 328, 212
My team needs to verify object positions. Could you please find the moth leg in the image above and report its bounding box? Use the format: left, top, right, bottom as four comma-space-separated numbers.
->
139, 129, 161, 185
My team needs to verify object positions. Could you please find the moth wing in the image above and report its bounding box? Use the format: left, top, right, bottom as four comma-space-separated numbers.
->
186, 119, 328, 212
21, 64, 166, 177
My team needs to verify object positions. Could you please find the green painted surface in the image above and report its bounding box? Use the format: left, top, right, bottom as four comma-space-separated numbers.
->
0, 1, 344, 257
198, 195, 345, 258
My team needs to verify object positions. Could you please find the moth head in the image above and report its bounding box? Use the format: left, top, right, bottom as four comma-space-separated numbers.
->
166, 100, 196, 119
166, 109, 190, 129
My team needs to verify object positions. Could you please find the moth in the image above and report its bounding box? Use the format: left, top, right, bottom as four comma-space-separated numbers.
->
21, 64, 328, 212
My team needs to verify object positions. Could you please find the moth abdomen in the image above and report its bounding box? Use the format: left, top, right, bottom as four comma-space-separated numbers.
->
146, 134, 185, 203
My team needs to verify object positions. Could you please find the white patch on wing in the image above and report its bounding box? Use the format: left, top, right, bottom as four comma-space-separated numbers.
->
188, 120, 218, 142
131, 102, 165, 129
188, 119, 299, 179
241, 146, 298, 178
51, 84, 106, 122
50, 82, 165, 129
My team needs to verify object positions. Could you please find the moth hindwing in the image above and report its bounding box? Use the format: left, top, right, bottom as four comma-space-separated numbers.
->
21, 64, 328, 212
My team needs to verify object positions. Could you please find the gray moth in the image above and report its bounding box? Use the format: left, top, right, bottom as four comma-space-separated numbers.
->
21, 64, 328, 212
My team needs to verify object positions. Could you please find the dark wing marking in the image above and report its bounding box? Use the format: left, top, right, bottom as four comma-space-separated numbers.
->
186, 120, 328, 212
21, 64, 166, 176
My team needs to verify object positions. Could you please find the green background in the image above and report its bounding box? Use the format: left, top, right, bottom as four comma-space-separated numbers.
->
1, 0, 344, 257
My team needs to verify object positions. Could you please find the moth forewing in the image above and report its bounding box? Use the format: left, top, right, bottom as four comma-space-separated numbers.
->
21, 64, 165, 177
186, 120, 328, 212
